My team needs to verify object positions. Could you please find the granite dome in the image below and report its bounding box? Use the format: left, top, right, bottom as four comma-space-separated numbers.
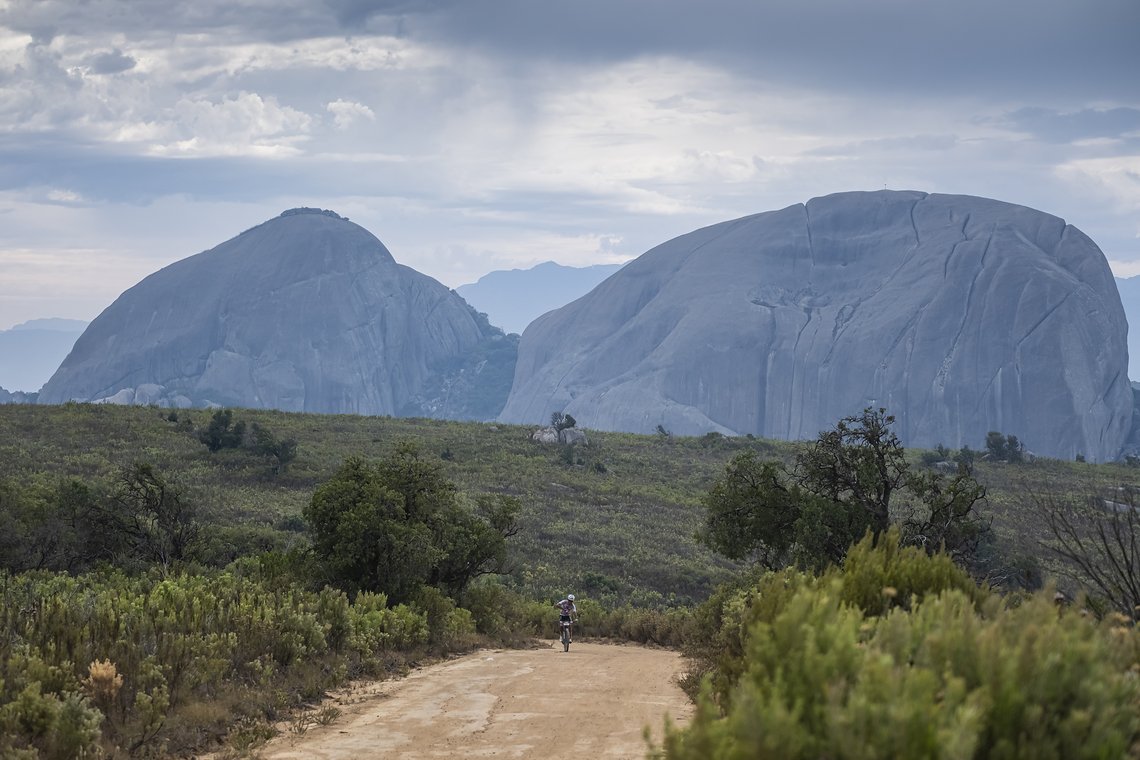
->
499, 191, 1131, 461
40, 208, 516, 419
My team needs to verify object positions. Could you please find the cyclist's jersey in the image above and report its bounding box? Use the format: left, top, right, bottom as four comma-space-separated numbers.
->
556, 599, 577, 618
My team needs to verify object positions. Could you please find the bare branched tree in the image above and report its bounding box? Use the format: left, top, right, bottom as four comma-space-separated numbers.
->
1037, 488, 1140, 621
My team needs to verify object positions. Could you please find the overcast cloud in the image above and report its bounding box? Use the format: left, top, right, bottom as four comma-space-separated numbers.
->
0, 0, 1137, 329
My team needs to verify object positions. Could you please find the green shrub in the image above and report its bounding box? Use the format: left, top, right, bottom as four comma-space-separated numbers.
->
0, 683, 104, 760
350, 590, 430, 654
659, 539, 1140, 759
836, 528, 988, 615
413, 585, 477, 650
461, 581, 548, 641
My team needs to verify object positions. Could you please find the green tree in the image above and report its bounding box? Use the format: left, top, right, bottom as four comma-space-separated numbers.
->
985, 431, 1024, 463
106, 463, 199, 568
250, 422, 298, 474
697, 453, 803, 569
700, 409, 988, 571
304, 456, 437, 601
304, 445, 518, 602
430, 494, 520, 596
198, 409, 246, 452
795, 408, 906, 538
551, 411, 577, 431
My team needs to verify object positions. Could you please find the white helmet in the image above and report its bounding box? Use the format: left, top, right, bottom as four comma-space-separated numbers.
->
567, 594, 575, 601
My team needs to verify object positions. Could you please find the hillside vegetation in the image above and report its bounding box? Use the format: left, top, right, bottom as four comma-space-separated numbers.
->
2, 403, 1139, 757
2, 403, 1138, 604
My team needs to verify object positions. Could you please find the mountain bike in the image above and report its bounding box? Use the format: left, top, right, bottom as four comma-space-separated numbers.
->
559, 618, 574, 652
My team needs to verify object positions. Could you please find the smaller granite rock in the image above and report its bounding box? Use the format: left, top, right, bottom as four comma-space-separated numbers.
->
95, 389, 136, 405
559, 428, 589, 446
134, 384, 165, 405
531, 427, 561, 444
530, 426, 590, 445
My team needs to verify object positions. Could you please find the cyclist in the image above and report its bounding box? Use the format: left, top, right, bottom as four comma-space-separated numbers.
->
555, 594, 577, 642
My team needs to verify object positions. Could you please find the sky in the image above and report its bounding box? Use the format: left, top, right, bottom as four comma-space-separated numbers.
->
0, 0, 1138, 331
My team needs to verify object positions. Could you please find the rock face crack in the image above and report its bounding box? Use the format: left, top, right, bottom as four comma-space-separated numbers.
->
1015, 288, 1075, 351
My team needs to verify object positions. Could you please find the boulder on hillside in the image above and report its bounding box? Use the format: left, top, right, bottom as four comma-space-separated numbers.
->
39, 209, 516, 419
559, 428, 589, 446
499, 190, 1131, 462
530, 426, 590, 445
531, 427, 561, 444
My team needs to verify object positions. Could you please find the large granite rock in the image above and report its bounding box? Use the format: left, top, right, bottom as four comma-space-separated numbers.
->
499, 191, 1132, 461
39, 209, 516, 419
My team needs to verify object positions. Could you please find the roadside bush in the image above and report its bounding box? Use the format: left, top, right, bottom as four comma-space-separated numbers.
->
412, 585, 478, 650
350, 592, 429, 654
461, 581, 548, 642
658, 535, 1140, 759
572, 598, 693, 647
0, 570, 353, 756
0, 683, 103, 760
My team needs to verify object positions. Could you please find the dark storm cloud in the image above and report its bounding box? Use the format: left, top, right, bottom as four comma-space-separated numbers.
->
327, 0, 457, 29
4, 0, 1136, 101
423, 0, 1139, 100
87, 48, 136, 75
0, 0, 452, 43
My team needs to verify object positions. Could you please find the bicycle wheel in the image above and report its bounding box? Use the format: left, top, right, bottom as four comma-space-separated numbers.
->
561, 625, 570, 652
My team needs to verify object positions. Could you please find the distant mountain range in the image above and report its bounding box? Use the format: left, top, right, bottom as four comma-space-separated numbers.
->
0, 318, 88, 393
456, 262, 624, 335
1115, 276, 1140, 380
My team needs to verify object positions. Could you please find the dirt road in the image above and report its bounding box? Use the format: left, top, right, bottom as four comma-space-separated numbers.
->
258, 642, 692, 759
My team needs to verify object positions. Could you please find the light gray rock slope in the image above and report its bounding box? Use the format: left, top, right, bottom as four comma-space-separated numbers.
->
499, 190, 1131, 461
39, 209, 516, 419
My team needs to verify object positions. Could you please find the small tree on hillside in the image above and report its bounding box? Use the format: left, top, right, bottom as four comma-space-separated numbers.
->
106, 463, 199, 568
795, 408, 907, 539
551, 412, 577, 432
985, 431, 1024, 463
700, 408, 989, 572
199, 409, 246, 452
699, 453, 804, 570
250, 423, 298, 475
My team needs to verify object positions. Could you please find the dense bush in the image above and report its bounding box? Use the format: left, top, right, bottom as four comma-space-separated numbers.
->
0, 565, 512, 758
658, 532, 1140, 759
0, 562, 689, 757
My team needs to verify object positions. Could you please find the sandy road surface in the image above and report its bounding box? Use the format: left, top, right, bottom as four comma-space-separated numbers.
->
258, 642, 692, 759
